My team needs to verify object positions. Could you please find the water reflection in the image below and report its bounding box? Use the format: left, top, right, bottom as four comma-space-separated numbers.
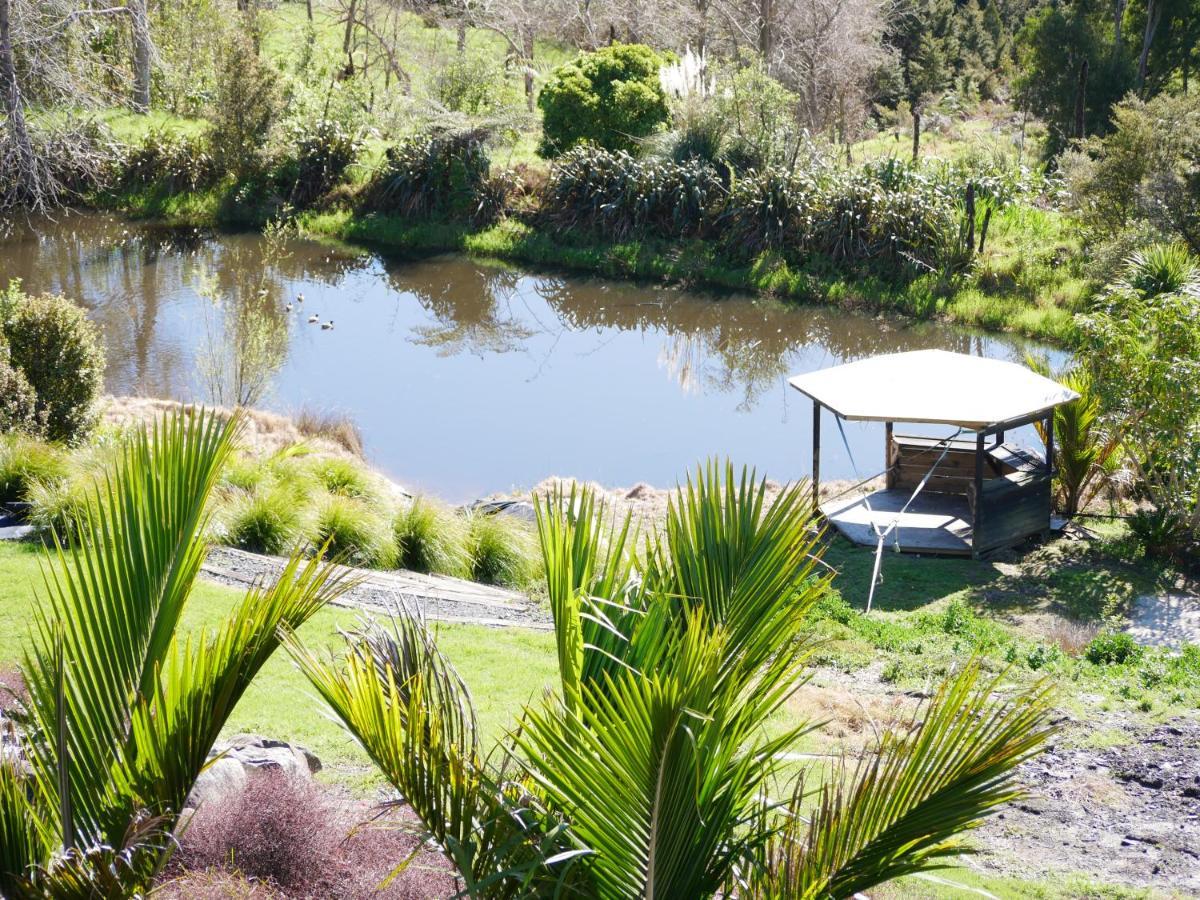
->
0, 214, 1063, 500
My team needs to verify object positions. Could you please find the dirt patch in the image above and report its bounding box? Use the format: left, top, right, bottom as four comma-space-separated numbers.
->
1127, 593, 1200, 648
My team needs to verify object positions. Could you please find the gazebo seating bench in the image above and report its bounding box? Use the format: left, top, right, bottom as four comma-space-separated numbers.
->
888, 434, 1047, 496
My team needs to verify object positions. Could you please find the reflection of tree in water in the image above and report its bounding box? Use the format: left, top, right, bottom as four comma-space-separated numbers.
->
0, 216, 369, 399
382, 260, 536, 357
533, 276, 1007, 410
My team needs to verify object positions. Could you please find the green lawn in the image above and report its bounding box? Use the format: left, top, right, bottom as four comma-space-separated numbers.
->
0, 540, 557, 787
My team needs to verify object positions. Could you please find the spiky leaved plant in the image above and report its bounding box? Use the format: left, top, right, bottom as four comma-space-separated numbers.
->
0, 409, 352, 896
290, 460, 1055, 898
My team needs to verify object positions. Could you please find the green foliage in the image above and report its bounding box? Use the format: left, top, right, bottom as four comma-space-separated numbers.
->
718, 159, 962, 271
466, 512, 537, 588
0, 287, 106, 444
274, 116, 365, 208
545, 147, 723, 240
1061, 92, 1200, 253
119, 129, 220, 193
314, 494, 398, 569
308, 456, 377, 501
1014, 6, 1134, 159
1085, 630, 1141, 666
291, 460, 1054, 898
0, 340, 41, 437
1027, 356, 1121, 516
223, 486, 309, 556
432, 52, 511, 115
0, 434, 66, 505
712, 55, 802, 171
209, 30, 284, 179
362, 130, 499, 224
538, 44, 671, 157
393, 498, 470, 578
1080, 247, 1200, 560
0, 410, 350, 894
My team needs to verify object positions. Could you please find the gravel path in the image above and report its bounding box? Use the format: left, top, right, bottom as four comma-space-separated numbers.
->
202, 547, 551, 629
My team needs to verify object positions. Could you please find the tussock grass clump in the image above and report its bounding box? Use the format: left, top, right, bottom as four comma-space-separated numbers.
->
24, 443, 120, 540
223, 487, 310, 556
308, 456, 377, 502
314, 494, 397, 569
0, 434, 67, 505
295, 407, 365, 458
466, 511, 538, 588
393, 498, 470, 578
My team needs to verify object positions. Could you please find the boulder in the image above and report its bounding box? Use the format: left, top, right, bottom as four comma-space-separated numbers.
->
185, 734, 321, 808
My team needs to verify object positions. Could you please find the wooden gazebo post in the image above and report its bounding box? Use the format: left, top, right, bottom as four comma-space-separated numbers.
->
812, 399, 821, 510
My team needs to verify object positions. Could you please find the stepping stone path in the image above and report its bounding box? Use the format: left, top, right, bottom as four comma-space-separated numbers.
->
202, 546, 551, 629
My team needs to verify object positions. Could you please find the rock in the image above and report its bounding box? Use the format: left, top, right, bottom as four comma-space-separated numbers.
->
185, 734, 321, 808
467, 499, 537, 523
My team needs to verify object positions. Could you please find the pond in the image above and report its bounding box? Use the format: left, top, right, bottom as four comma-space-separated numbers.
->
1, 214, 1065, 502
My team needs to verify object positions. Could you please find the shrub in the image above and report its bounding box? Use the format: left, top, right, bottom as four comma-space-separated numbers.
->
0, 340, 41, 436
308, 456, 376, 501
545, 147, 724, 240
274, 116, 364, 208
313, 494, 397, 569
119, 129, 219, 193
432, 52, 510, 115
538, 44, 671, 157
222, 487, 309, 556
713, 55, 802, 172
0, 286, 106, 444
0, 434, 67, 505
393, 498, 470, 578
466, 511, 537, 587
1085, 630, 1140, 666
208, 30, 283, 179
25, 470, 96, 542
361, 129, 495, 223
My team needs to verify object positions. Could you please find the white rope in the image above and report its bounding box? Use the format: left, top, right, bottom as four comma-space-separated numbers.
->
833, 417, 966, 612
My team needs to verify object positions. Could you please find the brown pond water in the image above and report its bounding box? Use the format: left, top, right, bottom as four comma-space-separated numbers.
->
0, 214, 1065, 502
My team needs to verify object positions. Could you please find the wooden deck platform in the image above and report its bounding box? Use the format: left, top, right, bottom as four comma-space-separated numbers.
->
821, 489, 974, 556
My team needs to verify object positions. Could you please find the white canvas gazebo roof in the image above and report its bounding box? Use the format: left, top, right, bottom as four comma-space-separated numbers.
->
788, 349, 1078, 430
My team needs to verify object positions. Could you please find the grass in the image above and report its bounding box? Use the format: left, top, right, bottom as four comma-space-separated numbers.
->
0, 540, 557, 785
466, 509, 539, 588
0, 434, 67, 505
393, 497, 471, 578
313, 493, 398, 569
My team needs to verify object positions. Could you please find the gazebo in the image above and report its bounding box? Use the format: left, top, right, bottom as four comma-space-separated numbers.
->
790, 349, 1079, 558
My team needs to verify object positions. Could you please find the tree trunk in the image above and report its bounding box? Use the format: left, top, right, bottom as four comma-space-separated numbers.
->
343, 0, 358, 75
1073, 58, 1089, 140
1136, 0, 1162, 94
129, 0, 151, 113
695, 0, 709, 58
1113, 0, 1125, 56
758, 0, 773, 64
456, 16, 466, 53
911, 109, 920, 161
522, 24, 535, 112
306, 0, 313, 21
0, 0, 32, 165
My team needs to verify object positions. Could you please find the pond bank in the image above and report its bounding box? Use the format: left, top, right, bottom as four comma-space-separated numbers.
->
85, 184, 1083, 347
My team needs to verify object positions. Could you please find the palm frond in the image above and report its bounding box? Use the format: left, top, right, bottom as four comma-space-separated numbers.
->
21, 408, 238, 846
760, 661, 1056, 899
286, 608, 579, 898
113, 550, 356, 825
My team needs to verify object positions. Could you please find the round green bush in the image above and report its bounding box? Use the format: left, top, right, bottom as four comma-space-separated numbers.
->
466, 512, 537, 588
0, 340, 41, 436
394, 498, 470, 578
1, 290, 105, 444
313, 495, 397, 569
1085, 630, 1141, 666
538, 44, 671, 157
223, 487, 309, 556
